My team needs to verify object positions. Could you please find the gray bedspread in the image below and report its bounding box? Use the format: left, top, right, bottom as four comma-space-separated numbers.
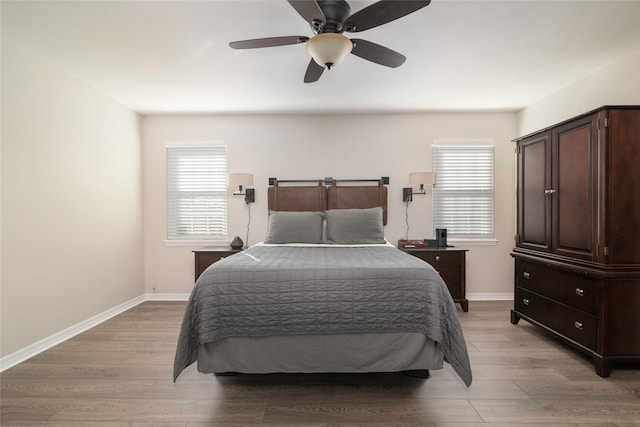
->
173, 245, 472, 386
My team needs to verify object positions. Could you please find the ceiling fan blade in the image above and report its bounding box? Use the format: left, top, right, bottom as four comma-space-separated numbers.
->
304, 59, 325, 83
288, 0, 325, 24
350, 39, 406, 68
229, 36, 309, 49
344, 0, 431, 33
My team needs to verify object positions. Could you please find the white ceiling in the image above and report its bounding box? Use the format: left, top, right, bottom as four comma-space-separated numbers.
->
2, 0, 639, 114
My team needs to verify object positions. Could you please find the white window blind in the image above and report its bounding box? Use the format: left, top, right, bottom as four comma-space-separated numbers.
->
167, 143, 227, 241
432, 145, 495, 239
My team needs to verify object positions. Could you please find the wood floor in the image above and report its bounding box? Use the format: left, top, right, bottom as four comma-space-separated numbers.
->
2, 300, 639, 426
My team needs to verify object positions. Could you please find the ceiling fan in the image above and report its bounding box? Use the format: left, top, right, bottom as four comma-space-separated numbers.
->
229, 0, 431, 83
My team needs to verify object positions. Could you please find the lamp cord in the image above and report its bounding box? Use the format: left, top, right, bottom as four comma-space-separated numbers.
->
404, 200, 410, 240
245, 202, 251, 249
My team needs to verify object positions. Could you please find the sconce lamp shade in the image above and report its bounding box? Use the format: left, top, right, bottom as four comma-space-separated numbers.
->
409, 172, 435, 186
404, 171, 435, 202
229, 173, 255, 204
228, 173, 253, 188
305, 33, 353, 69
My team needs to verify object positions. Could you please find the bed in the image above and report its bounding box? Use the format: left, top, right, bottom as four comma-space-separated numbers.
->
173, 178, 472, 386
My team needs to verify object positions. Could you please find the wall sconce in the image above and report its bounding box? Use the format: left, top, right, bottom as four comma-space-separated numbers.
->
229, 173, 255, 204
403, 172, 435, 202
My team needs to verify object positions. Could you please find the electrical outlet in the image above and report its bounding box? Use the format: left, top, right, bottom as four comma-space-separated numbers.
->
152, 284, 157, 293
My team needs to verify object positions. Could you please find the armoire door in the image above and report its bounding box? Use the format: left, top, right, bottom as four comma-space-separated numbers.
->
551, 114, 598, 261
516, 131, 551, 252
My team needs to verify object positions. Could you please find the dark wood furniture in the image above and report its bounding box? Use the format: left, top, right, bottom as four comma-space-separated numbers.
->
401, 247, 469, 312
511, 106, 640, 377
268, 178, 388, 224
193, 247, 241, 281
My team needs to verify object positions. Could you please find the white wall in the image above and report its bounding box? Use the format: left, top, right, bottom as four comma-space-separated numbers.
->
0, 39, 144, 359
143, 112, 517, 298
517, 49, 640, 135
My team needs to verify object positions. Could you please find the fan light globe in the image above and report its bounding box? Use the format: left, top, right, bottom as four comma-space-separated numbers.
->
305, 33, 353, 69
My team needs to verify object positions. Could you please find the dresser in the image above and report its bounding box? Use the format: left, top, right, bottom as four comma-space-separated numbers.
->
511, 106, 640, 377
400, 247, 468, 312
193, 247, 241, 281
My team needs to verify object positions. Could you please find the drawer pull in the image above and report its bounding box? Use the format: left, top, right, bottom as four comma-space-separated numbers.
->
522, 298, 530, 306
523, 271, 530, 279
575, 288, 584, 297
574, 321, 583, 330
435, 255, 441, 262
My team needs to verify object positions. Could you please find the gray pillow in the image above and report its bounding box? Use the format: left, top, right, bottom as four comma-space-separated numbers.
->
265, 211, 325, 244
325, 207, 385, 244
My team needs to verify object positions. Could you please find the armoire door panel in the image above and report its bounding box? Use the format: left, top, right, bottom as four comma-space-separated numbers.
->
552, 116, 597, 260
518, 133, 551, 251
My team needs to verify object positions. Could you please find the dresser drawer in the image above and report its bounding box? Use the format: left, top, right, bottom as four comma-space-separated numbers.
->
411, 251, 460, 267
516, 287, 597, 350
515, 260, 597, 314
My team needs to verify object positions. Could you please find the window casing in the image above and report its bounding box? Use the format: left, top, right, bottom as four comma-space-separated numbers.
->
166, 142, 227, 243
432, 144, 495, 240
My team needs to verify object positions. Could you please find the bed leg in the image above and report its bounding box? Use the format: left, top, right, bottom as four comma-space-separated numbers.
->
403, 370, 430, 378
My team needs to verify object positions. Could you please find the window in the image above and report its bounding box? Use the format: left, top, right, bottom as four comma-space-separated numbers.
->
432, 144, 495, 240
166, 142, 227, 243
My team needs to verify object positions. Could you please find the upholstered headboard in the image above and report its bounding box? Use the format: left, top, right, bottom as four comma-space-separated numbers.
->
267, 177, 388, 225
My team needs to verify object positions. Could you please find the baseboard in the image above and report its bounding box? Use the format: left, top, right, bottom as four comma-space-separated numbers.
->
145, 293, 190, 301
467, 292, 513, 301
0, 295, 145, 373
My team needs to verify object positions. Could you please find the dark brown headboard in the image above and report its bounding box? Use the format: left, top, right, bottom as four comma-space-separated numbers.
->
267, 179, 327, 212
267, 177, 388, 225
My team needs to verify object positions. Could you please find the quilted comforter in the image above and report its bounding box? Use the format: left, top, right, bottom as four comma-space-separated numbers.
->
173, 244, 472, 386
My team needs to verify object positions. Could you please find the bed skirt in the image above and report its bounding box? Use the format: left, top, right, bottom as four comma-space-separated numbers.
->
197, 332, 443, 374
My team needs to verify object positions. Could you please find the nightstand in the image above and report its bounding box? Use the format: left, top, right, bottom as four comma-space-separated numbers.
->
400, 247, 469, 312
193, 247, 241, 281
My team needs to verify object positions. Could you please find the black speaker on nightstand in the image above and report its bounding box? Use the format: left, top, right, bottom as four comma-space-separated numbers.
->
436, 228, 448, 247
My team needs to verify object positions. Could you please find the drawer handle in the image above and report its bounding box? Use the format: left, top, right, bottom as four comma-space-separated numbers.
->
435, 255, 441, 262
575, 288, 584, 297
523, 272, 530, 279
522, 298, 530, 306
574, 321, 583, 330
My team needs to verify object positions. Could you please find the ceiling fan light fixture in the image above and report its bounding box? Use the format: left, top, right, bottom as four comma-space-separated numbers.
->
305, 33, 353, 69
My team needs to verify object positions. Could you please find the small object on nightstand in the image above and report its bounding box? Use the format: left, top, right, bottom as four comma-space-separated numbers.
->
398, 239, 429, 248
230, 236, 244, 249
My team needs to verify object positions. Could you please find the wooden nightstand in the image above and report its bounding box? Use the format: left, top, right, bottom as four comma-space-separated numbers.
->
193, 247, 241, 281
400, 247, 469, 312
